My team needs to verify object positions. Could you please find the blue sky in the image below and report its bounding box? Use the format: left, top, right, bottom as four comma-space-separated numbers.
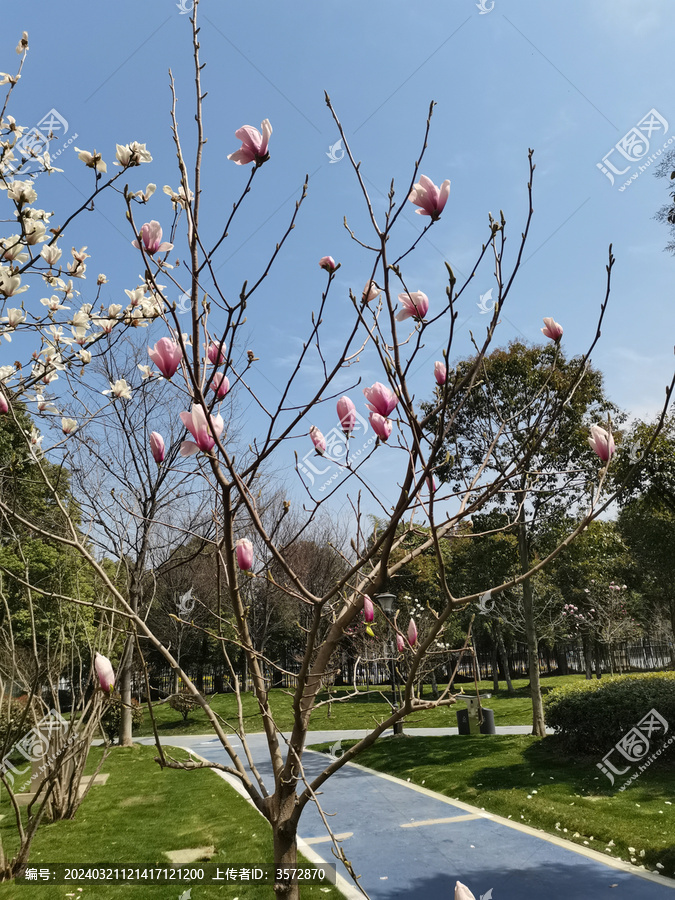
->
3, 0, 674, 513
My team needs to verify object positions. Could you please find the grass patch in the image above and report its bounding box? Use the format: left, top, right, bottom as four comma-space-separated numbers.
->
133, 673, 592, 737
310, 734, 675, 879
0, 744, 345, 899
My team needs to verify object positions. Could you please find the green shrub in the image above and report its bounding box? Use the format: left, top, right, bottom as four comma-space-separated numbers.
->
169, 690, 203, 722
544, 672, 675, 754
100, 697, 144, 742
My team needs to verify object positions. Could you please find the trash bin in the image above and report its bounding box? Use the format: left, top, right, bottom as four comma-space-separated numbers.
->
456, 707, 472, 734
455, 696, 495, 735
479, 707, 496, 734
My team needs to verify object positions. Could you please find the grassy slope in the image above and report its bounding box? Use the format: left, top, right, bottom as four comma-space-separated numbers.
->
133, 673, 587, 737
311, 734, 675, 879
0, 744, 345, 899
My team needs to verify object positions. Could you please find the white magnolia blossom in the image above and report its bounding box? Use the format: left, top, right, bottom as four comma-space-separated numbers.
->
0, 307, 26, 328
103, 378, 132, 400
71, 304, 92, 327
61, 417, 77, 435
0, 267, 28, 297
3, 179, 37, 204
34, 393, 58, 414
0, 74, 19, 87
92, 317, 115, 334
107, 303, 123, 317
79, 349, 92, 364
137, 364, 154, 380
114, 142, 152, 167
74, 147, 107, 173
124, 286, 147, 307
129, 183, 156, 202
21, 206, 52, 221
1, 235, 29, 263
163, 183, 193, 210
0, 365, 15, 381
97, 273, 108, 285
68, 325, 90, 346
40, 243, 63, 266
2, 116, 25, 138
23, 218, 47, 245
16, 32, 28, 55
46, 324, 64, 344
40, 294, 69, 312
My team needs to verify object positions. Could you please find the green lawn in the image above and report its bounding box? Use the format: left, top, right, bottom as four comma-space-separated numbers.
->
132, 673, 590, 737
310, 734, 675, 879
0, 744, 346, 899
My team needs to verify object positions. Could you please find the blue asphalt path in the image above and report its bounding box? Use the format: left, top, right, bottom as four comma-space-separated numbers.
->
140, 731, 675, 900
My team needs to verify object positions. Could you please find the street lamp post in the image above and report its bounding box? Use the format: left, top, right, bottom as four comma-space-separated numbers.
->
375, 592, 403, 736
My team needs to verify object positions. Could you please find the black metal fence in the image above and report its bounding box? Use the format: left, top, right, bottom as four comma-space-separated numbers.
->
144, 638, 673, 697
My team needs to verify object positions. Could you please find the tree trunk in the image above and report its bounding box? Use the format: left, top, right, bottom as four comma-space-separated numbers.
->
496, 624, 515, 695
583, 635, 593, 679
272, 790, 300, 900
594, 642, 602, 679
119, 639, 134, 747
517, 499, 546, 737
491, 643, 499, 692
431, 669, 439, 700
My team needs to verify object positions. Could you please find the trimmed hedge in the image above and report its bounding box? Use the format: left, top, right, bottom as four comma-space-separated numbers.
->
544, 672, 675, 754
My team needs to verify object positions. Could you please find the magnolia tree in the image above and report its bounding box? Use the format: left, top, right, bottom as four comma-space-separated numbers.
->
1, 7, 674, 897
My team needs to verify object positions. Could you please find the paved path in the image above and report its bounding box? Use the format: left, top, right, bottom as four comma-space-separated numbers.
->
139, 730, 675, 900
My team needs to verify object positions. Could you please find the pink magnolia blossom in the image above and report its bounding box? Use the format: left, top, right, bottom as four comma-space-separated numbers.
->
228, 119, 272, 166
94, 652, 115, 693
236, 538, 254, 571
150, 431, 165, 464
319, 256, 337, 273
455, 882, 477, 900
541, 317, 563, 341
396, 633, 405, 653
210, 372, 230, 399
337, 396, 356, 436
132, 220, 173, 255
363, 596, 374, 623
427, 475, 437, 494
364, 382, 398, 417
309, 425, 326, 455
408, 175, 450, 220
207, 340, 227, 365
369, 413, 392, 442
407, 618, 418, 647
588, 425, 615, 462
148, 337, 182, 379
179, 404, 224, 456
434, 361, 447, 385
0, 394, 7, 414
396, 291, 429, 322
